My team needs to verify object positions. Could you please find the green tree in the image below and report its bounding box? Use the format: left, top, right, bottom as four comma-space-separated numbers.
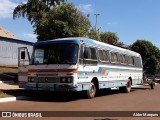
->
13, 0, 65, 26
36, 3, 91, 41
100, 32, 119, 45
130, 40, 160, 74
88, 28, 100, 40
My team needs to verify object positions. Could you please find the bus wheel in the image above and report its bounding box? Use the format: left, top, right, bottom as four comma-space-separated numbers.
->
119, 80, 131, 93
150, 82, 155, 89
86, 82, 96, 99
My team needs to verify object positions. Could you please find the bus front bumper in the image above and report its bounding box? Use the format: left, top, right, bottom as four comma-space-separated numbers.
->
19, 83, 80, 91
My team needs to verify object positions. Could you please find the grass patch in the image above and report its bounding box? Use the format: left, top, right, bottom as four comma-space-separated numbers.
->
2, 90, 32, 97
0, 90, 13, 98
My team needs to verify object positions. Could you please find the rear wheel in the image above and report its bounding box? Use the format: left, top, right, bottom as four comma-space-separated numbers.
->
119, 80, 131, 93
86, 82, 96, 99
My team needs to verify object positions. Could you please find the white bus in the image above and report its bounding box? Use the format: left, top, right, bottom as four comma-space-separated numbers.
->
18, 37, 143, 98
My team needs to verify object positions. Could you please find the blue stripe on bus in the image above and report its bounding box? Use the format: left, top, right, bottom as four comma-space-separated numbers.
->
98, 67, 103, 73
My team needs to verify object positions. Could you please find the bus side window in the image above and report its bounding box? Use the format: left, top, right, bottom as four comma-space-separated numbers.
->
119, 54, 123, 64
79, 45, 84, 65
134, 57, 142, 67
122, 55, 126, 64
90, 47, 98, 65
138, 57, 142, 67
83, 46, 91, 65
99, 50, 104, 61
114, 53, 118, 63
83, 46, 97, 66
116, 53, 119, 63
131, 56, 135, 65
84, 47, 91, 59
125, 55, 129, 64
111, 52, 118, 63
110, 52, 114, 62
128, 56, 134, 66
103, 50, 110, 62
90, 48, 97, 60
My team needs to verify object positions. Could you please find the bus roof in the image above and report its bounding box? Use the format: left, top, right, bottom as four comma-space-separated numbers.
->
35, 37, 141, 57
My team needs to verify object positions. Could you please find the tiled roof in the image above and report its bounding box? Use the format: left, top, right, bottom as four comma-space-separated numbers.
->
0, 26, 17, 39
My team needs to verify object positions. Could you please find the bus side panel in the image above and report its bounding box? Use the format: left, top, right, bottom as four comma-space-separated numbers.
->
77, 65, 143, 91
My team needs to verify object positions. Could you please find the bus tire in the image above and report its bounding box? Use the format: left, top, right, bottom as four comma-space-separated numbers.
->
150, 82, 155, 89
86, 82, 96, 99
119, 80, 131, 93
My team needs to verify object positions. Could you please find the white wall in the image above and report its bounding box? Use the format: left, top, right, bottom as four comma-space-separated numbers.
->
0, 37, 33, 67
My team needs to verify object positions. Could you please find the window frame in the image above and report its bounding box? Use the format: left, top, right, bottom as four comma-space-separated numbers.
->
83, 45, 98, 66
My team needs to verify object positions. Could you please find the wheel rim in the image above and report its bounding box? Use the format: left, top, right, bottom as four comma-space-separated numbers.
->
89, 83, 96, 97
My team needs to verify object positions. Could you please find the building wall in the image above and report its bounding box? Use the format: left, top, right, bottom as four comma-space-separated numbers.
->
0, 37, 33, 68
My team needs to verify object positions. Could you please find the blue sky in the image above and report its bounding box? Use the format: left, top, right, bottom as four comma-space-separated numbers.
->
0, 0, 160, 48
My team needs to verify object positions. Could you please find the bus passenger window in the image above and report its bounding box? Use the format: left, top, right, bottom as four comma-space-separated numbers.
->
116, 53, 120, 63
125, 55, 129, 64
128, 56, 134, 65
114, 53, 118, 63
103, 50, 109, 61
79, 46, 83, 59
111, 52, 118, 63
135, 57, 142, 67
90, 48, 97, 60
84, 47, 91, 59
119, 54, 123, 63
79, 45, 83, 65
137, 57, 142, 67
122, 55, 126, 64
99, 50, 104, 61
83, 47, 97, 66
131, 57, 134, 65
111, 52, 114, 62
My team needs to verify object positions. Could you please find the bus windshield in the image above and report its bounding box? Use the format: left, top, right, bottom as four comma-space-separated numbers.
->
30, 43, 79, 65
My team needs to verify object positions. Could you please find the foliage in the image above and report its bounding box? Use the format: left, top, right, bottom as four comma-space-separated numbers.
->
13, 0, 65, 26
13, 1, 90, 41
130, 40, 160, 74
0, 91, 13, 98
100, 32, 119, 45
35, 3, 91, 41
88, 31, 119, 44
88, 28, 100, 40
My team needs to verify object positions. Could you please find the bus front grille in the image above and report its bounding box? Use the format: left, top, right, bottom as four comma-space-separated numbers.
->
34, 77, 60, 83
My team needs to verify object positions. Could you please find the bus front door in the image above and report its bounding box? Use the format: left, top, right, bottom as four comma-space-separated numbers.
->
18, 47, 30, 85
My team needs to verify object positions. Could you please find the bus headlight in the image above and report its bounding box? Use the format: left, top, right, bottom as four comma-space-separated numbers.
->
67, 77, 72, 83
28, 77, 35, 82
31, 78, 35, 82
61, 77, 66, 83
60, 77, 73, 83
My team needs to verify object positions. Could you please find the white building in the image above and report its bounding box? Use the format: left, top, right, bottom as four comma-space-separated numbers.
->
0, 26, 33, 73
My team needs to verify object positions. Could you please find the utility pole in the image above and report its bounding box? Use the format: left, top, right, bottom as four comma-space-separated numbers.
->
94, 13, 100, 31
97, 27, 101, 40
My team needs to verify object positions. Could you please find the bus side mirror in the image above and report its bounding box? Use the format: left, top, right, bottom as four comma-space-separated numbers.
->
21, 51, 26, 59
